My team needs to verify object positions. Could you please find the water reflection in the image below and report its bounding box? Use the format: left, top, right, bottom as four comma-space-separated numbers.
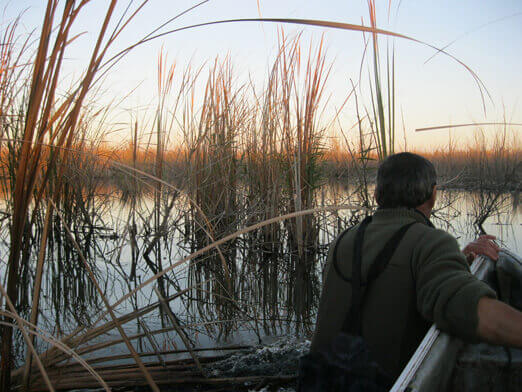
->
2, 187, 520, 365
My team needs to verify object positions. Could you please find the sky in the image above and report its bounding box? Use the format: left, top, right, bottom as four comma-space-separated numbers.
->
3, 0, 522, 150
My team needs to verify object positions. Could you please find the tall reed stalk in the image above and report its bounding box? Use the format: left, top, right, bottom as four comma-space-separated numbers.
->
185, 58, 242, 335
0, 1, 155, 389
366, 0, 396, 160
278, 35, 329, 331
242, 55, 285, 333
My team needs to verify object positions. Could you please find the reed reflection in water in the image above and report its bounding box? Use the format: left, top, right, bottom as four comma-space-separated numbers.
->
2, 185, 519, 366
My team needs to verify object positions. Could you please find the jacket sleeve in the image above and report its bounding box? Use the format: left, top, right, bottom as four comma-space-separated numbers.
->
413, 229, 497, 342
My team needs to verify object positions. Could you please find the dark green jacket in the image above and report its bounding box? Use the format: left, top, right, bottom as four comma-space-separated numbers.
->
310, 208, 496, 379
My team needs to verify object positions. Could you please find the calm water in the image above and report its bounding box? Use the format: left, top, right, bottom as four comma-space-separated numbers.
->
3, 188, 521, 366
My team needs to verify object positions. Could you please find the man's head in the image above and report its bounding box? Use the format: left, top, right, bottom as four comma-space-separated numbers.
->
375, 152, 437, 211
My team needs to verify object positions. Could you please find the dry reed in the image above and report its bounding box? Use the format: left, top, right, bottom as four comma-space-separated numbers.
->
0, 2, 516, 390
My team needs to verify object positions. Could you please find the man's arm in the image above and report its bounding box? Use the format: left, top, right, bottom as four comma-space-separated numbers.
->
477, 297, 522, 348
414, 229, 497, 342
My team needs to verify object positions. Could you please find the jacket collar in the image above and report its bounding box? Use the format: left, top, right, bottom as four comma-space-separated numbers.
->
372, 207, 435, 228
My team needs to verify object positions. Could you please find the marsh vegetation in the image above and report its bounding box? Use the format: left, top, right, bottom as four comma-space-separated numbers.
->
0, 1, 520, 391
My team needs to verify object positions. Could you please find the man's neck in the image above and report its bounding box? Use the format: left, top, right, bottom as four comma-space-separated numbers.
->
415, 205, 432, 219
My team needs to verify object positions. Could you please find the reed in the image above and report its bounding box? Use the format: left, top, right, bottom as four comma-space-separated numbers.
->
360, 0, 397, 161
277, 34, 329, 331
242, 44, 285, 334
0, 2, 517, 390
0, 1, 158, 390
420, 128, 521, 192
184, 57, 243, 335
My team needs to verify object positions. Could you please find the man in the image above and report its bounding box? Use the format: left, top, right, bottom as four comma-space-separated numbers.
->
310, 152, 522, 380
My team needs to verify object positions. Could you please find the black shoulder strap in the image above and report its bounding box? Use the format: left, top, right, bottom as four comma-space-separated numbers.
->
346, 216, 372, 335
332, 216, 372, 283
341, 220, 417, 335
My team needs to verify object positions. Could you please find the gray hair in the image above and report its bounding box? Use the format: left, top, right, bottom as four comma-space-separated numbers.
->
375, 152, 437, 208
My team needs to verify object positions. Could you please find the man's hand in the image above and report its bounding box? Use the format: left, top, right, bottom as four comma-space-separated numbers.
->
462, 235, 500, 264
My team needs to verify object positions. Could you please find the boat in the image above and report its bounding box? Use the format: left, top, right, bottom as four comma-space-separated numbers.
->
391, 249, 522, 392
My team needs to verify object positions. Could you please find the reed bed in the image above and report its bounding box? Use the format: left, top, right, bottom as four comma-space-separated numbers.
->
0, 1, 519, 391
68, 134, 521, 194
